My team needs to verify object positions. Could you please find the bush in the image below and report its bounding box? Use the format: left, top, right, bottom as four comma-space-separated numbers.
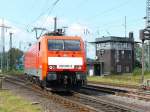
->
133, 68, 150, 76
133, 68, 141, 76
5, 69, 24, 75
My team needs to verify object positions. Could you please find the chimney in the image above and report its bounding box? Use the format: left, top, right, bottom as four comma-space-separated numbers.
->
129, 32, 134, 39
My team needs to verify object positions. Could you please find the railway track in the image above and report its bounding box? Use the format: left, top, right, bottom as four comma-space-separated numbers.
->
82, 83, 150, 103
64, 92, 138, 112
88, 81, 139, 89
3, 75, 140, 112
117, 91, 150, 102
82, 84, 128, 94
4, 76, 96, 112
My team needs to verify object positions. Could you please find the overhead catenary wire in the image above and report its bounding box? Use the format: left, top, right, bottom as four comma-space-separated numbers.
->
43, 0, 61, 28
26, 0, 61, 30
24, 0, 136, 35
25, 0, 52, 30
31, 0, 55, 22
53, 0, 61, 6
58, 0, 137, 37
2, 0, 142, 40
86, 0, 134, 21
88, 17, 143, 35
73, 0, 90, 10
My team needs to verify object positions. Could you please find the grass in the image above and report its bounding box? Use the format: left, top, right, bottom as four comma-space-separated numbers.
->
1, 69, 150, 87
0, 90, 41, 112
1, 69, 24, 76
87, 70, 150, 87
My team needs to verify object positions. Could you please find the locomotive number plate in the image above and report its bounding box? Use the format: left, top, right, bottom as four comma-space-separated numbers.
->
58, 65, 73, 69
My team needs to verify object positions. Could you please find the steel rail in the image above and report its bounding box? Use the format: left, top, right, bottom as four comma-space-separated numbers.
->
4, 76, 98, 112
5, 76, 141, 112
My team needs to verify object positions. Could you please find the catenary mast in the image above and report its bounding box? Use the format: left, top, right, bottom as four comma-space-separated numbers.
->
146, 0, 150, 70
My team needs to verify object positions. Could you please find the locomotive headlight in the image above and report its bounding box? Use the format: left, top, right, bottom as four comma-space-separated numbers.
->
74, 65, 82, 69
49, 65, 57, 69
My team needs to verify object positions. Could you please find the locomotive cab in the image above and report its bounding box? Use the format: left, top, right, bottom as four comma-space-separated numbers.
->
24, 35, 87, 90
45, 37, 87, 89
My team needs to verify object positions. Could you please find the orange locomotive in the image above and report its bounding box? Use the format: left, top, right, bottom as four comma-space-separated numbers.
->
24, 33, 87, 90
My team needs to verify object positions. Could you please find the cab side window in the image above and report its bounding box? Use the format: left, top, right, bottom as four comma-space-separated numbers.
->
39, 42, 41, 51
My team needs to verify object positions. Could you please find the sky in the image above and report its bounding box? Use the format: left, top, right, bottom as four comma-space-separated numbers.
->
0, 0, 146, 58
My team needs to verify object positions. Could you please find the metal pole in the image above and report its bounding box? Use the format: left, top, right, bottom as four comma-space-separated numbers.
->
0, 19, 11, 72
9, 33, 13, 70
148, 41, 150, 70
100, 62, 103, 77
54, 17, 57, 33
125, 16, 127, 37
1, 19, 4, 72
0, 77, 2, 89
85, 40, 87, 58
0, 25, 2, 73
141, 40, 145, 83
0, 76, 4, 89
10, 33, 12, 49
6, 54, 8, 71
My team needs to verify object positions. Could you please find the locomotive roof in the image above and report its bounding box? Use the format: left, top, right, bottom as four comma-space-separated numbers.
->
39, 35, 83, 41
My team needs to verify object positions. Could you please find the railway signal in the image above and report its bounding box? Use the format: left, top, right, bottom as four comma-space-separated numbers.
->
139, 29, 150, 41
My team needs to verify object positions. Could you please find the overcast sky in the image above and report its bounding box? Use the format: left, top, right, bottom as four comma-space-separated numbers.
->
0, 0, 146, 58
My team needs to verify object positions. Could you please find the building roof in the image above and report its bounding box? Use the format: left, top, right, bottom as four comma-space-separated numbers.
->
94, 36, 134, 43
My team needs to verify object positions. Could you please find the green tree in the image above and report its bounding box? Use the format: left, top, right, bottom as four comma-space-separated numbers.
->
8, 48, 23, 70
134, 43, 142, 68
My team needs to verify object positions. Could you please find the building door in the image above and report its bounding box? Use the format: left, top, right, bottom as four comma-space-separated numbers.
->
94, 64, 100, 76
100, 62, 104, 75
117, 65, 122, 73
94, 62, 104, 76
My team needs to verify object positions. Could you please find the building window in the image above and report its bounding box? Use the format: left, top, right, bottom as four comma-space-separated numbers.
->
121, 50, 124, 58
117, 65, 121, 72
115, 50, 119, 62
129, 53, 131, 59
98, 49, 105, 58
96, 44, 101, 50
111, 42, 114, 48
125, 66, 129, 72
124, 43, 126, 49
103, 43, 106, 47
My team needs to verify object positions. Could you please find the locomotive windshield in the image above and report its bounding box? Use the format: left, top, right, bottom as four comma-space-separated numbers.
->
48, 40, 64, 50
48, 40, 80, 51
